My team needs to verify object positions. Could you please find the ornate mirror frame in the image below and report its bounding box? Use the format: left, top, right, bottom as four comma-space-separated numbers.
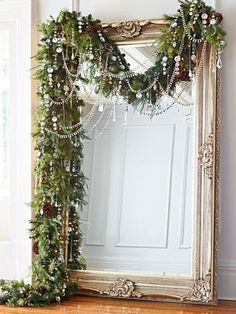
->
69, 19, 220, 305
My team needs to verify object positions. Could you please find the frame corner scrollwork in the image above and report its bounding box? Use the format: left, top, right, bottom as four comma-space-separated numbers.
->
181, 273, 212, 303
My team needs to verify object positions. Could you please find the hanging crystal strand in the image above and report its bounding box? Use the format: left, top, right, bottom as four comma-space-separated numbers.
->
68, 234, 73, 262
112, 101, 116, 122
123, 104, 128, 126
66, 45, 69, 61
79, 105, 82, 123
189, 40, 193, 79
71, 29, 76, 60
149, 89, 152, 105
217, 49, 223, 69
89, 38, 94, 61
99, 47, 102, 71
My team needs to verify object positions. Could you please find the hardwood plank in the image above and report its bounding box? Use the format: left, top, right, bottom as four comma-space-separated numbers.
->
0, 297, 235, 314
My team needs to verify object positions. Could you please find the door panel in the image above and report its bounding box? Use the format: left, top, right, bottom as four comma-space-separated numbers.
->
0, 1, 32, 280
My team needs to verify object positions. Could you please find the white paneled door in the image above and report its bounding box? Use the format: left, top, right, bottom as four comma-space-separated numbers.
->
0, 0, 32, 280
82, 105, 195, 276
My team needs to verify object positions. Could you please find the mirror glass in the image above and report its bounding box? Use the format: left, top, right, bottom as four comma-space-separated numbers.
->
80, 43, 195, 277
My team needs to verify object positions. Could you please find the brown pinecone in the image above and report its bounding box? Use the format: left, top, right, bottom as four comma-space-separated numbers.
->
33, 242, 39, 255
215, 12, 223, 23
85, 26, 94, 34
36, 286, 47, 294
42, 202, 55, 218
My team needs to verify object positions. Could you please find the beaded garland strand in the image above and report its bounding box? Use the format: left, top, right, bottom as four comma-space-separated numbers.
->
0, 0, 226, 307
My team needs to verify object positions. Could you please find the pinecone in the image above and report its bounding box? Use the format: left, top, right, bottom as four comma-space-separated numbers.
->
33, 242, 39, 255
177, 67, 189, 81
36, 286, 47, 294
42, 202, 55, 218
85, 26, 94, 34
215, 12, 223, 23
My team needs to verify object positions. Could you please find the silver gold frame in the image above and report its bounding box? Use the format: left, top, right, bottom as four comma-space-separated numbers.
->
69, 19, 220, 305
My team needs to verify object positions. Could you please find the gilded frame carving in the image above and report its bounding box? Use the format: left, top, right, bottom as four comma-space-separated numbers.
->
69, 19, 220, 305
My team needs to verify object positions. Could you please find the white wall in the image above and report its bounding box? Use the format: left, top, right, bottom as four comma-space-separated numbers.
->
37, 0, 236, 300
216, 0, 236, 301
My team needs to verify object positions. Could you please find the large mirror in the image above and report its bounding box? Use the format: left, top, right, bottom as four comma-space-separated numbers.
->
81, 49, 194, 277
70, 19, 219, 304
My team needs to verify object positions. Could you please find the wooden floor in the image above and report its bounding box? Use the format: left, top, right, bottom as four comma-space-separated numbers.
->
0, 297, 236, 314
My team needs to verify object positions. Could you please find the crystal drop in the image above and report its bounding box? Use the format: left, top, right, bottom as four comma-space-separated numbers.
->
210, 19, 216, 25
68, 227, 72, 232
57, 215, 62, 220
66, 166, 70, 172
47, 67, 54, 74
217, 56, 223, 69
111, 56, 117, 61
98, 103, 104, 112
52, 37, 58, 44
136, 92, 142, 99
40, 208, 43, 215
191, 54, 196, 62
89, 54, 94, 60
162, 56, 168, 62
174, 55, 181, 62
201, 13, 208, 20
56, 47, 62, 53
52, 116, 57, 122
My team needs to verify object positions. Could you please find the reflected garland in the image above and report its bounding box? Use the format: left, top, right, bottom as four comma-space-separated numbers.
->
0, 0, 226, 307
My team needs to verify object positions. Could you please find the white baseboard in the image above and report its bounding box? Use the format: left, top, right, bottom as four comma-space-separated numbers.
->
219, 260, 236, 300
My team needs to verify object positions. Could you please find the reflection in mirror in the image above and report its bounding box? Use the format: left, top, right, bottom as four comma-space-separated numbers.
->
79, 43, 195, 277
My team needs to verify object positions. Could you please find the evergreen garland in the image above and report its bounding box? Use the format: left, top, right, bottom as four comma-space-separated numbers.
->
0, 0, 226, 306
